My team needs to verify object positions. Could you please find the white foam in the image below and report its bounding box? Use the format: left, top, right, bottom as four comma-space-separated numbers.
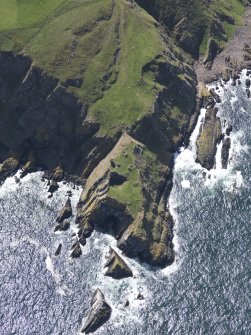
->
181, 179, 191, 189
189, 108, 206, 154
215, 140, 223, 171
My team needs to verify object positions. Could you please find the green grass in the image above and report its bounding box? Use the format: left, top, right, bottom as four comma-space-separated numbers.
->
108, 143, 143, 216
137, 0, 248, 56
0, 0, 66, 30
200, 0, 247, 53
0, 0, 164, 136
89, 2, 164, 135
0, 0, 247, 137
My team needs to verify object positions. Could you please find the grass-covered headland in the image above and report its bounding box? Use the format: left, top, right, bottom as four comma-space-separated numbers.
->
0, 0, 248, 266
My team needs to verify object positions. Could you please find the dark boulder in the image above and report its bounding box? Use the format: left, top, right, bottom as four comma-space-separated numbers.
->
71, 242, 82, 258
55, 243, 62, 256
209, 88, 221, 103
82, 289, 112, 334
104, 247, 133, 279
79, 235, 86, 247
54, 220, 70, 232
48, 180, 59, 193
226, 125, 232, 136
78, 221, 94, 239
221, 138, 231, 169
56, 198, 72, 223
137, 293, 144, 300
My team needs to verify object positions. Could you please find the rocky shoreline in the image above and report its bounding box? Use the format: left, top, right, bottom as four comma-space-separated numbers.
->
1, 2, 251, 333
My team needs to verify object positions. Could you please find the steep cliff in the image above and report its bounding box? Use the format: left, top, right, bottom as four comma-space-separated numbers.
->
0, 0, 199, 266
0, 0, 247, 266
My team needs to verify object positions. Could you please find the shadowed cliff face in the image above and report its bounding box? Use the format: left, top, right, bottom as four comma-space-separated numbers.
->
0, 52, 117, 178
135, 0, 206, 57
0, 0, 201, 267
0, 47, 198, 266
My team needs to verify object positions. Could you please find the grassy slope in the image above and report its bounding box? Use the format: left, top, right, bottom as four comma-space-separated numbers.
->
0, 0, 166, 217
136, 0, 249, 54
0, 0, 164, 136
0, 0, 247, 136
200, 0, 248, 52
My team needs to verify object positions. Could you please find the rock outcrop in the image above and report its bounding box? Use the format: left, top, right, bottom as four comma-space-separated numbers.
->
76, 133, 176, 266
0, 52, 116, 180
104, 248, 133, 279
221, 137, 231, 169
71, 241, 82, 258
196, 107, 222, 170
0, 157, 19, 183
56, 198, 72, 223
55, 243, 62, 256
82, 289, 112, 334
0, 0, 200, 268
203, 38, 219, 69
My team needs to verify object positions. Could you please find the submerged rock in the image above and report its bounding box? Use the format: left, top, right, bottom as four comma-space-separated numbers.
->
136, 293, 144, 300
56, 198, 72, 223
104, 247, 133, 279
79, 235, 86, 247
82, 289, 112, 334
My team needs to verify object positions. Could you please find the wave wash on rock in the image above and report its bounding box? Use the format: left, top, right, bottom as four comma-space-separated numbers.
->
0, 0, 199, 267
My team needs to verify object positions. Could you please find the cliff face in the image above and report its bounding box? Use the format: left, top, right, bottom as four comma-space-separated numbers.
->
0, 0, 247, 267
0, 0, 201, 266
0, 52, 117, 178
71, 54, 197, 266
136, 0, 250, 59
0, 51, 197, 266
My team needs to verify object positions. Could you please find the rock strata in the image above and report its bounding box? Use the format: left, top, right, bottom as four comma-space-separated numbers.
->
196, 107, 222, 170
82, 289, 112, 334
104, 248, 133, 279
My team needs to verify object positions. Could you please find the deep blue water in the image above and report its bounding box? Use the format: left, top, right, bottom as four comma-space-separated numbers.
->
0, 70, 251, 334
